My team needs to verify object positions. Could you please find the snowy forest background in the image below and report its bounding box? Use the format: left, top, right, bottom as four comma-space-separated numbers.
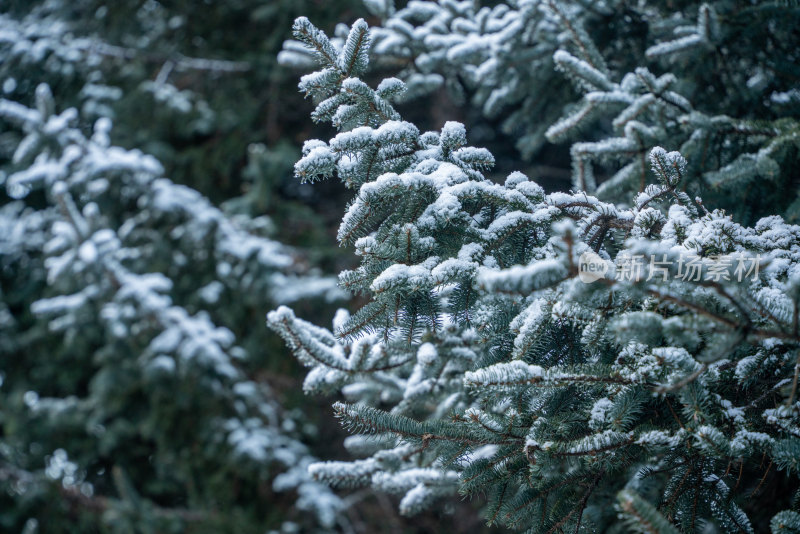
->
2, 1, 799, 533
1, 1, 495, 532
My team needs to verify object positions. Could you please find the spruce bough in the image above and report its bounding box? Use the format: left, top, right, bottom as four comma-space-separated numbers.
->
270, 9, 800, 534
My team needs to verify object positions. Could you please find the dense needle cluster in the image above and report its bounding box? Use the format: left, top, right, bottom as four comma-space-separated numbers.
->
271, 6, 800, 533
0, 3, 347, 532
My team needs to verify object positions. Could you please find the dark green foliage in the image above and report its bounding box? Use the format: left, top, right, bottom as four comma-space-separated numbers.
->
271, 8, 800, 534
0, 1, 366, 533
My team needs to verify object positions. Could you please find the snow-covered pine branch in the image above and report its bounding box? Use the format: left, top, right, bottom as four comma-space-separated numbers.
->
0, 85, 345, 531
272, 12, 800, 533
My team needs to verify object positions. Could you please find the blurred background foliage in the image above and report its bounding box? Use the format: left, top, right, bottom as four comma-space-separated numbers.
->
0, 0, 498, 532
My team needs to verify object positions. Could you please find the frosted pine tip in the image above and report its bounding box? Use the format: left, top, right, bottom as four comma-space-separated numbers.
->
266, 305, 295, 324
552, 50, 572, 63
51, 181, 68, 195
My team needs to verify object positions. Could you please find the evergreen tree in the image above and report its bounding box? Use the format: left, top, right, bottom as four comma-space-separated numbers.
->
281, 1, 800, 224
0, 83, 347, 533
1, 0, 362, 203
271, 12, 800, 533
0, 2, 361, 532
